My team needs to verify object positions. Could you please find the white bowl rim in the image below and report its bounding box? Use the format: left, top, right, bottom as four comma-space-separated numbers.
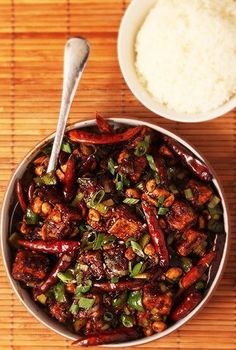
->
117, 0, 236, 123
0, 117, 230, 347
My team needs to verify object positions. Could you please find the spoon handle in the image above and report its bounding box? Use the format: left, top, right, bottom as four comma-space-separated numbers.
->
47, 37, 90, 173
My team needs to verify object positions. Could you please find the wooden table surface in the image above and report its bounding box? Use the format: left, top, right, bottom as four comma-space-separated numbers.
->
0, 1, 235, 349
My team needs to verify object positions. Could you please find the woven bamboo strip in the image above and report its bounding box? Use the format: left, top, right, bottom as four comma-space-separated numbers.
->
0, 0, 235, 349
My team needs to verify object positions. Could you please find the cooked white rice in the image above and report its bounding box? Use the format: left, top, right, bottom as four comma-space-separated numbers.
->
135, 0, 236, 114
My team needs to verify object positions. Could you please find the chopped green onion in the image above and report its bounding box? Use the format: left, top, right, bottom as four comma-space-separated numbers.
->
128, 261, 133, 274
115, 173, 130, 191
54, 282, 66, 303
76, 279, 92, 294
131, 241, 145, 258
181, 257, 192, 273
125, 237, 136, 248
208, 195, 221, 209
104, 311, 114, 322
112, 291, 127, 308
90, 190, 105, 207
157, 207, 169, 216
25, 208, 39, 225
139, 233, 151, 249
93, 203, 108, 214
108, 158, 116, 175
42, 145, 52, 156
79, 223, 92, 233
78, 297, 95, 310
146, 154, 157, 172
134, 140, 149, 157
93, 233, 105, 250
184, 188, 193, 200
208, 219, 224, 233
57, 271, 74, 283
208, 205, 223, 216
136, 182, 145, 191
71, 193, 84, 207
103, 235, 116, 245
120, 314, 134, 328
111, 277, 119, 283
123, 198, 140, 205
70, 302, 80, 315
195, 281, 205, 290
127, 291, 144, 311
156, 195, 165, 207
34, 171, 57, 186
130, 262, 144, 277
167, 233, 175, 246
61, 140, 72, 153
36, 293, 47, 304
169, 184, 179, 194
8, 232, 21, 248
76, 271, 83, 285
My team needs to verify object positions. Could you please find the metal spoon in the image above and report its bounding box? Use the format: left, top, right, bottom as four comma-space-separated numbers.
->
47, 37, 90, 173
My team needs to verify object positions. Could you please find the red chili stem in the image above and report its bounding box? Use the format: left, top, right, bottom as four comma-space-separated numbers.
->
63, 154, 76, 202
67, 126, 143, 145
163, 135, 212, 182
142, 201, 169, 268
16, 179, 27, 212
96, 114, 113, 133
180, 251, 216, 289
73, 326, 141, 346
36, 253, 74, 295
93, 279, 145, 292
170, 291, 202, 321
18, 240, 80, 254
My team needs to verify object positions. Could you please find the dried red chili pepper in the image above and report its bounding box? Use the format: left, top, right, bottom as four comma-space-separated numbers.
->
63, 154, 76, 201
28, 181, 35, 203
67, 126, 142, 144
180, 251, 216, 289
16, 179, 27, 212
170, 291, 202, 321
18, 240, 80, 254
79, 154, 96, 175
93, 279, 145, 292
163, 135, 212, 182
73, 326, 141, 346
96, 114, 113, 133
142, 201, 169, 268
36, 253, 74, 294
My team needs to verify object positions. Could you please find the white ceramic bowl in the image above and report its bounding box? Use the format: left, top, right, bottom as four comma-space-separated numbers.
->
1, 118, 230, 347
118, 0, 236, 123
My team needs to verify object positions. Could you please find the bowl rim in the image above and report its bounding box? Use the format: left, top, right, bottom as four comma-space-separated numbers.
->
117, 0, 236, 123
0, 117, 230, 347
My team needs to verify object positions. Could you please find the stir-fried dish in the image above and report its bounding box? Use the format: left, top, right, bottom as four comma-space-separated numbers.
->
10, 116, 225, 346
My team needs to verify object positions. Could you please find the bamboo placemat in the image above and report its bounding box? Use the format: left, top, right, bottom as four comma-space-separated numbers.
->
0, 1, 235, 349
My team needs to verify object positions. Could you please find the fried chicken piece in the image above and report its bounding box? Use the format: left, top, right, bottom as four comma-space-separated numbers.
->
166, 200, 197, 232
12, 250, 49, 286
143, 285, 173, 316
185, 179, 213, 207
78, 251, 106, 280
117, 150, 147, 183
107, 205, 143, 241
103, 244, 128, 278
176, 228, 207, 256
48, 301, 70, 323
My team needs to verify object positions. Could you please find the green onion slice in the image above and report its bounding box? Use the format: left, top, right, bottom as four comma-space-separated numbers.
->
34, 171, 57, 186
131, 241, 145, 258
184, 188, 193, 200
25, 208, 39, 225
90, 190, 105, 207
57, 271, 75, 283
146, 154, 157, 172
70, 302, 80, 315
157, 207, 169, 216
120, 314, 134, 328
130, 262, 144, 277
123, 198, 140, 205
93, 233, 105, 250
208, 195, 221, 209
127, 291, 144, 311
104, 311, 114, 322
76, 279, 92, 294
54, 282, 66, 303
134, 139, 149, 157
61, 140, 72, 153
108, 158, 116, 175
78, 297, 95, 310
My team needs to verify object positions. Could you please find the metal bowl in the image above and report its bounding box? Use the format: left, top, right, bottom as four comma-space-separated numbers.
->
0, 118, 230, 347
